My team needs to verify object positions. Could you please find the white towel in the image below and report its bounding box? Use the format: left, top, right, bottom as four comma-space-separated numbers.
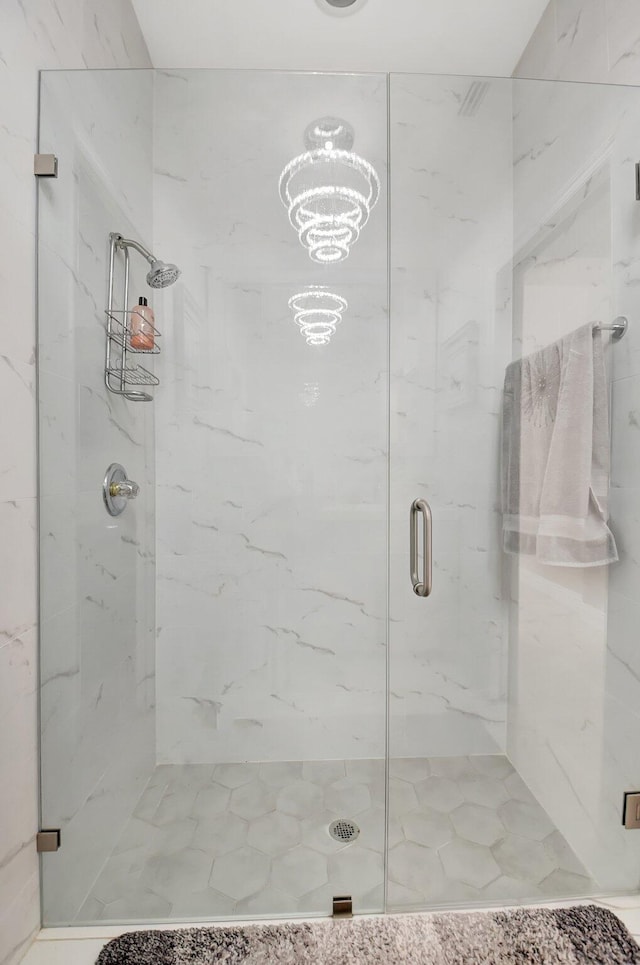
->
502, 322, 618, 567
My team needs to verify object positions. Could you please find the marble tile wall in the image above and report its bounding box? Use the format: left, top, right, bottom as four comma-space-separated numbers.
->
512, 14, 640, 892
388, 75, 513, 761
515, 0, 640, 85
0, 2, 151, 962
151, 70, 515, 768
151, 71, 389, 763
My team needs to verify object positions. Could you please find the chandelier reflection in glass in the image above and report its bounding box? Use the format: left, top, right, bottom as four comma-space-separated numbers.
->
279, 117, 380, 264
289, 288, 348, 346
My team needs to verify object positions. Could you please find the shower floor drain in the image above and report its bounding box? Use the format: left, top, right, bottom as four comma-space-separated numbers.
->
329, 819, 360, 843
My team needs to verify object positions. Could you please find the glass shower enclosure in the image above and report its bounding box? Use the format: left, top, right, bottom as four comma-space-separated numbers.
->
37, 68, 640, 924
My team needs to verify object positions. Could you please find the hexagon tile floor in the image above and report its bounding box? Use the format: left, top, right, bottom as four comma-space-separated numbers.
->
78, 755, 596, 922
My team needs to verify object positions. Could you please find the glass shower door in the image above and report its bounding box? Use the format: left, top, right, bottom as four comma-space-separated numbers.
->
38, 67, 389, 925
39, 64, 640, 926
387, 73, 514, 909
387, 72, 640, 910
149, 69, 390, 921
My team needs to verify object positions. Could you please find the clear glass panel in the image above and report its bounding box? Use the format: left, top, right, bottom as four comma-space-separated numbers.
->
38, 69, 388, 925
38, 69, 157, 925
388, 73, 640, 910
510, 77, 640, 897
40, 65, 640, 927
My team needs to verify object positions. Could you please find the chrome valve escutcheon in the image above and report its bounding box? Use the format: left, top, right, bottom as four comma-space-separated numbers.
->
103, 463, 139, 516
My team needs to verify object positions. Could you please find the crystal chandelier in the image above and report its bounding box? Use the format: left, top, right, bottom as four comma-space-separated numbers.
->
289, 288, 348, 346
279, 117, 380, 264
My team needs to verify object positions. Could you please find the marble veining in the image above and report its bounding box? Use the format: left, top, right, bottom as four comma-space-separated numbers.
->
388, 74, 512, 762
515, 0, 640, 86
152, 70, 389, 765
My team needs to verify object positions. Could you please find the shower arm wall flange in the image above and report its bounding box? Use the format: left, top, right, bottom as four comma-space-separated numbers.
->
113, 233, 155, 266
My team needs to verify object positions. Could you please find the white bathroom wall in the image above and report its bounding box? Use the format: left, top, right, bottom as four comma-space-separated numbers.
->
388, 76, 513, 760
0, 2, 150, 961
512, 6, 640, 889
151, 70, 389, 764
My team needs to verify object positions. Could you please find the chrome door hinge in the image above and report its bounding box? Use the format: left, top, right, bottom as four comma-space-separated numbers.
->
622, 792, 640, 829
636, 163, 640, 201
332, 895, 353, 918
34, 154, 58, 178
37, 829, 61, 852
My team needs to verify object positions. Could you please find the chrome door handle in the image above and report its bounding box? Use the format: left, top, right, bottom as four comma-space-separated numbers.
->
410, 498, 432, 597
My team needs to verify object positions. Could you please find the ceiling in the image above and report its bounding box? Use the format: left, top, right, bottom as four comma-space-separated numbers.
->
131, 0, 549, 76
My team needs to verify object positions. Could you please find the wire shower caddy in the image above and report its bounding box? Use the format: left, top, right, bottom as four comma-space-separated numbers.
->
105, 232, 160, 402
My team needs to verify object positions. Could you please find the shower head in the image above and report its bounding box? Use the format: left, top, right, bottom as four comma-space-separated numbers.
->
146, 260, 181, 289
112, 234, 181, 289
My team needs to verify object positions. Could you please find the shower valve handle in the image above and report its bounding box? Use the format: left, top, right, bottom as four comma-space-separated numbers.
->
103, 463, 139, 516
109, 478, 139, 500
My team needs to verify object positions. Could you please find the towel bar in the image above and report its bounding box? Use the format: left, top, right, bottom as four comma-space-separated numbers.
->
597, 316, 628, 340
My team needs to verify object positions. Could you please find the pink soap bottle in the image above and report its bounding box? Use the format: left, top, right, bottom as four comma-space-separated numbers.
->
130, 296, 155, 350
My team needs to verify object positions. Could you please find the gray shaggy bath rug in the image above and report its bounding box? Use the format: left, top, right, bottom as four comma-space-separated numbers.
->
96, 904, 640, 964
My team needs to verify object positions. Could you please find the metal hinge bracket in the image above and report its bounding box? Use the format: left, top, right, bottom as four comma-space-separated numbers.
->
34, 154, 58, 178
37, 829, 61, 852
332, 895, 353, 918
636, 163, 640, 201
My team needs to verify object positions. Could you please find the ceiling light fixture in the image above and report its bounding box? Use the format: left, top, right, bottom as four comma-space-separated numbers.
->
279, 117, 380, 264
315, 0, 368, 12
289, 288, 348, 346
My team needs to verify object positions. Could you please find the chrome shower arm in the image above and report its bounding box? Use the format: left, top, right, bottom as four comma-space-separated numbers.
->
111, 232, 155, 266
109, 232, 180, 289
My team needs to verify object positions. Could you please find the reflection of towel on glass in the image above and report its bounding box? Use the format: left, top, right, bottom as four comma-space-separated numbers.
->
501, 322, 618, 567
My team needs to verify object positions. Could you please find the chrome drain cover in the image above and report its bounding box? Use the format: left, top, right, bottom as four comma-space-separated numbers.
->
329, 819, 360, 843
